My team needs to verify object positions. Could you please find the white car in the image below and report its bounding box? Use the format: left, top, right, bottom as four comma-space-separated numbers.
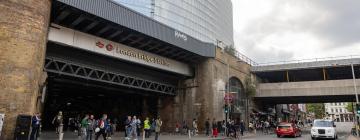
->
311, 119, 337, 140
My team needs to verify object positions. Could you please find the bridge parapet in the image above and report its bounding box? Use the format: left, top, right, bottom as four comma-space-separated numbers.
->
256, 79, 360, 97
252, 57, 360, 72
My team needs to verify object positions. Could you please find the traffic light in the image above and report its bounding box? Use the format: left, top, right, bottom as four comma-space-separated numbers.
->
356, 104, 360, 115
224, 105, 229, 113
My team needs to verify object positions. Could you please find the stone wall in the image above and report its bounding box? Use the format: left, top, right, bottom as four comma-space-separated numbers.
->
0, 0, 51, 139
161, 47, 252, 132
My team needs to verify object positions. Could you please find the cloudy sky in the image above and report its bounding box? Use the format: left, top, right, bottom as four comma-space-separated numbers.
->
232, 0, 360, 63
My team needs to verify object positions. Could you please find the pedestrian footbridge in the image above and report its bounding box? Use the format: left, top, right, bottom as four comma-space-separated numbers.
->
252, 56, 360, 104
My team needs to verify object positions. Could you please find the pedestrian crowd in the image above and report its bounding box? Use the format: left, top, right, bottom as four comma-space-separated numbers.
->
29, 111, 163, 140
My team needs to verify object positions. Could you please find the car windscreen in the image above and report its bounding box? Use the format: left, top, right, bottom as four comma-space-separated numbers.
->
278, 125, 291, 129
314, 121, 333, 127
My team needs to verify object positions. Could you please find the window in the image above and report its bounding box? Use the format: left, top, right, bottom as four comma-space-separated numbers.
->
331, 109, 334, 113
336, 109, 338, 112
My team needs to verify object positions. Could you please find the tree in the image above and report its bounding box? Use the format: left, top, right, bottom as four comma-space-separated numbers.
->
306, 103, 325, 119
244, 76, 256, 97
346, 102, 355, 112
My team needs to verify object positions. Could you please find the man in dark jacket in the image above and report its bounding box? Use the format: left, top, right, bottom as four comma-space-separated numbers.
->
205, 118, 210, 136
239, 120, 245, 136
30, 113, 41, 140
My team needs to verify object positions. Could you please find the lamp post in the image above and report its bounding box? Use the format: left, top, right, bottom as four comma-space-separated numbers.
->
351, 63, 360, 137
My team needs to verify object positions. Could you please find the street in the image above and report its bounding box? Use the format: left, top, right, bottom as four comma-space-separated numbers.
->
37, 131, 357, 140
243, 132, 351, 140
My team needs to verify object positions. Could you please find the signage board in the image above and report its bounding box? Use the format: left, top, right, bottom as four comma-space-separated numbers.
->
48, 24, 193, 76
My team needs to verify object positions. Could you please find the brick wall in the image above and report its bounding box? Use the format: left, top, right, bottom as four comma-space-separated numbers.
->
0, 0, 51, 139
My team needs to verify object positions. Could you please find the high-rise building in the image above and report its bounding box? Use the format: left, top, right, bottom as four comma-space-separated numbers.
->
113, 0, 234, 47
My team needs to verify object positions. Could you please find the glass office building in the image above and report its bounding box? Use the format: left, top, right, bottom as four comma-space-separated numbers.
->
113, 0, 234, 46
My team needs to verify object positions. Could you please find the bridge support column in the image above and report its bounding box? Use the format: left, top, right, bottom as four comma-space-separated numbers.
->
0, 0, 51, 139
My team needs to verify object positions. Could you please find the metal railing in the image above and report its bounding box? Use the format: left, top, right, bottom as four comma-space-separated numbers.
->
225, 49, 258, 66
256, 55, 360, 66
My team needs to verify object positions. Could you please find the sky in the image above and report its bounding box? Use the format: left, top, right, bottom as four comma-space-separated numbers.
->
232, 0, 360, 63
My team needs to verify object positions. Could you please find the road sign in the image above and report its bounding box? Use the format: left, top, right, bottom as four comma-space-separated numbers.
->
224, 94, 234, 105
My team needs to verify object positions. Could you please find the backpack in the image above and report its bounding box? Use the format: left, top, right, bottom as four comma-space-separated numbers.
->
98, 120, 105, 129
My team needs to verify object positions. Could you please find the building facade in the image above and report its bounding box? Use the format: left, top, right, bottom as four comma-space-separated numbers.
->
0, 0, 251, 139
325, 102, 354, 122
113, 0, 234, 46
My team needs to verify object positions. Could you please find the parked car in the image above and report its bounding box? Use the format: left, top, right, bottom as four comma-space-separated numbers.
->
276, 122, 302, 138
311, 119, 337, 140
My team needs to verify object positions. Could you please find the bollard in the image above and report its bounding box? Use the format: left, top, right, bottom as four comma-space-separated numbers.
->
59, 132, 63, 140
143, 130, 145, 140
188, 129, 191, 139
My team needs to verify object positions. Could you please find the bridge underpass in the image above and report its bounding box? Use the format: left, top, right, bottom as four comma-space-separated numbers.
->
252, 57, 360, 104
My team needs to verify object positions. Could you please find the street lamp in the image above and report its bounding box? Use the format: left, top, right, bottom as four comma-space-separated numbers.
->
351, 63, 360, 137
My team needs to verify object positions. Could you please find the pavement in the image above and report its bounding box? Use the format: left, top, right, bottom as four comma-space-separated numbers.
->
38, 131, 255, 140
37, 122, 358, 140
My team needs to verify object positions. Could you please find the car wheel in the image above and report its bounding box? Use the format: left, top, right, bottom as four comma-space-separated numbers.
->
277, 134, 280, 138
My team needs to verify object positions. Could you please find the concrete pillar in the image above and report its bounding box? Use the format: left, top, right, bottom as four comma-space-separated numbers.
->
0, 0, 51, 139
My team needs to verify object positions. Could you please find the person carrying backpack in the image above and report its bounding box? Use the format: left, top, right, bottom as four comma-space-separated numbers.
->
95, 114, 108, 140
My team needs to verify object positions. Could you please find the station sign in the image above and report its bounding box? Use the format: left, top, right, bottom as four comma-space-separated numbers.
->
48, 24, 192, 76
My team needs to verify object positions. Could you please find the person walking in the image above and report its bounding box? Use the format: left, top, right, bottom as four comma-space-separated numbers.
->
105, 119, 112, 139
144, 117, 151, 138
129, 116, 138, 140
182, 120, 188, 135
239, 120, 245, 136
87, 115, 95, 140
30, 113, 41, 140
52, 111, 64, 140
136, 117, 141, 137
212, 119, 218, 138
264, 120, 270, 134
205, 118, 210, 136
95, 114, 108, 140
192, 119, 198, 136
125, 116, 132, 139
81, 114, 89, 139
154, 117, 162, 140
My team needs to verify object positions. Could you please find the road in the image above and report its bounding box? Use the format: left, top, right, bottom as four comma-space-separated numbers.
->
243, 132, 351, 140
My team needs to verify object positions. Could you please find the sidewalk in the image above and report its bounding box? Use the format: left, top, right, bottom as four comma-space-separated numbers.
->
348, 135, 360, 140
38, 131, 255, 140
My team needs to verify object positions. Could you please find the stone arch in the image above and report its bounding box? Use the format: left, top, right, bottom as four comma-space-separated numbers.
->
226, 76, 247, 120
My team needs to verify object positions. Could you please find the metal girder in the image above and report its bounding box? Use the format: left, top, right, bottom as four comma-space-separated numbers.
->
108, 30, 124, 39
83, 21, 99, 32
137, 40, 153, 49
96, 26, 112, 36
55, 10, 71, 23
70, 15, 86, 28
129, 37, 144, 45
119, 34, 134, 42
44, 57, 176, 95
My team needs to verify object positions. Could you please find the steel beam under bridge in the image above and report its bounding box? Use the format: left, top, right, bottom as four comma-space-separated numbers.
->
255, 79, 360, 104
44, 57, 176, 95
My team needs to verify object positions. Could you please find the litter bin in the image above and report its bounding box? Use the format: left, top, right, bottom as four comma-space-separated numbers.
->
14, 114, 32, 140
